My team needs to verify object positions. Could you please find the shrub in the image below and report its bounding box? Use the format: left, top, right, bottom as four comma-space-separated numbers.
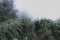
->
0, 18, 34, 40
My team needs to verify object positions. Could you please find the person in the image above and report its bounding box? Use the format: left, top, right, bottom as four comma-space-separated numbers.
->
34, 21, 40, 36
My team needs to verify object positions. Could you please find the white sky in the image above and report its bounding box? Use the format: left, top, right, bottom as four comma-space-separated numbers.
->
14, 0, 60, 20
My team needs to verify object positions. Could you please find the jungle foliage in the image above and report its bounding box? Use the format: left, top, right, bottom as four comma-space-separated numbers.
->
0, 0, 60, 40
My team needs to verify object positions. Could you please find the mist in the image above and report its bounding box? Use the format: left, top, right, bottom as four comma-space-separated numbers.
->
14, 0, 60, 20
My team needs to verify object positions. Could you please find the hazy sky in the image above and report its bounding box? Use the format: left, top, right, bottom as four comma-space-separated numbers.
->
14, 0, 60, 20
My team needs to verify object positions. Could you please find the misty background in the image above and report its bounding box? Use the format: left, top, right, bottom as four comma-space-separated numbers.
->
14, 0, 60, 20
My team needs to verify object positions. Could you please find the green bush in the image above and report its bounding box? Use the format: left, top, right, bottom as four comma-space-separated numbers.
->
34, 19, 59, 40
0, 18, 34, 40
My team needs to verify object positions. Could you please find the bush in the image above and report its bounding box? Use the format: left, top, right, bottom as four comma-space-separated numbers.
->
0, 18, 34, 40
34, 19, 57, 40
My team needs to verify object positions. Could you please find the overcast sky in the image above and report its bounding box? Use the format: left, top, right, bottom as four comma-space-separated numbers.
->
14, 0, 60, 20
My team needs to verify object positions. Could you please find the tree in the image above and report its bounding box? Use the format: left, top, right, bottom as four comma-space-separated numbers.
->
0, 0, 16, 22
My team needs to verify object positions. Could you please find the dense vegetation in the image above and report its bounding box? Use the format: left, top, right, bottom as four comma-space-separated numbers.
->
34, 19, 60, 40
0, 19, 34, 40
0, 0, 60, 40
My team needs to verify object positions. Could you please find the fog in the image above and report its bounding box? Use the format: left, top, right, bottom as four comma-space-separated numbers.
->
14, 0, 60, 20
